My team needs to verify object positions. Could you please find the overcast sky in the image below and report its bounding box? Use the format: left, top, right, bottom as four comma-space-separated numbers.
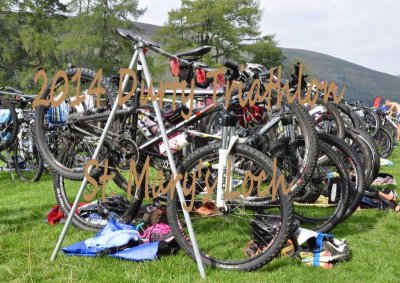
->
138, 0, 400, 76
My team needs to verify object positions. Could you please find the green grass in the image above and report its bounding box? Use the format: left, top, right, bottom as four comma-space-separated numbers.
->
1, 148, 400, 282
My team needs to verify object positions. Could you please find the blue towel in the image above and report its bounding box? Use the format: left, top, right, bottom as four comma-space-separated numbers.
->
112, 242, 159, 261
61, 219, 159, 261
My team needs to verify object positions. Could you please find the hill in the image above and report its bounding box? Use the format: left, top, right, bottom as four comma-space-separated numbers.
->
281, 48, 400, 104
133, 22, 400, 105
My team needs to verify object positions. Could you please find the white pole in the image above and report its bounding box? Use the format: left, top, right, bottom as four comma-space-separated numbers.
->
50, 50, 139, 262
50, 43, 206, 279
138, 47, 206, 278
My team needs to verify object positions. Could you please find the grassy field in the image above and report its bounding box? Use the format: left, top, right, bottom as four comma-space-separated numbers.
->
1, 148, 400, 282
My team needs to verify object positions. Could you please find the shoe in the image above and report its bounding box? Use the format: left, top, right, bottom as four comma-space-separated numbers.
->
322, 240, 350, 262
193, 202, 220, 216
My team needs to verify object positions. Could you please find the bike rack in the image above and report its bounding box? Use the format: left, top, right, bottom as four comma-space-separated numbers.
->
50, 44, 206, 278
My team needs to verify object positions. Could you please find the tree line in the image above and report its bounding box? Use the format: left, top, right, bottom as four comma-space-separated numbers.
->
0, 0, 285, 89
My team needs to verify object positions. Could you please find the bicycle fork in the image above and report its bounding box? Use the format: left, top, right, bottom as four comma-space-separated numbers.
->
216, 112, 239, 211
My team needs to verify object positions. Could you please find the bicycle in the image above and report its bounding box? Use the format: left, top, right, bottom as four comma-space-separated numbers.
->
0, 87, 44, 181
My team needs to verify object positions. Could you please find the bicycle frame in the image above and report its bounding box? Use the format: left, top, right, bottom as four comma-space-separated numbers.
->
70, 93, 224, 155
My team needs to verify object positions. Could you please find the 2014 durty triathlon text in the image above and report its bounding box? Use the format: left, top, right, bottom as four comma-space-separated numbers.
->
32, 64, 346, 212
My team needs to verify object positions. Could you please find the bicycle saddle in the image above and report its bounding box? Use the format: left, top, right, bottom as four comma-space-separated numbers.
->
116, 28, 160, 48
175, 46, 211, 58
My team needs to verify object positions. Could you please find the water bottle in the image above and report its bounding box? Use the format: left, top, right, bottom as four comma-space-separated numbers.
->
159, 132, 190, 156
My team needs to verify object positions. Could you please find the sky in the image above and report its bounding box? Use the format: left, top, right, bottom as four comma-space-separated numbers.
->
138, 0, 400, 76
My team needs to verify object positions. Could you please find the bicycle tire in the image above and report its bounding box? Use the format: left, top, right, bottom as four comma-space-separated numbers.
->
292, 141, 349, 232
167, 143, 293, 271
375, 126, 394, 158
317, 133, 365, 220
338, 103, 364, 131
355, 107, 380, 137
34, 68, 116, 180
355, 128, 380, 182
313, 98, 345, 139
343, 128, 376, 186
382, 121, 397, 140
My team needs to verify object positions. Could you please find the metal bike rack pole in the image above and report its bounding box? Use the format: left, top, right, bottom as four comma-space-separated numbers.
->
50, 50, 139, 262
138, 48, 206, 278
50, 43, 206, 279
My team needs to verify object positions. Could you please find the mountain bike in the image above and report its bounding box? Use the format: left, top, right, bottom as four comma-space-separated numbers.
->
0, 87, 44, 181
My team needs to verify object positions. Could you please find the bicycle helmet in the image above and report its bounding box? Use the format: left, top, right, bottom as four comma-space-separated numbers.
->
238, 105, 268, 128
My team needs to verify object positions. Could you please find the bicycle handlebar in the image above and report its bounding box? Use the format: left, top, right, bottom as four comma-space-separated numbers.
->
5, 86, 24, 94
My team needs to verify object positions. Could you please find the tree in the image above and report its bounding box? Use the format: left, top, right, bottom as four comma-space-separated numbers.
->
0, 0, 146, 88
59, 0, 146, 73
157, 0, 263, 63
243, 35, 285, 69
0, 0, 68, 87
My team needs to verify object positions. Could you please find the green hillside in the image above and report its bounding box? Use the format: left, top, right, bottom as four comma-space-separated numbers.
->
134, 22, 400, 105
281, 48, 400, 104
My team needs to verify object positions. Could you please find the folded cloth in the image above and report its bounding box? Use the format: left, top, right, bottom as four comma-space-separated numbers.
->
46, 203, 87, 225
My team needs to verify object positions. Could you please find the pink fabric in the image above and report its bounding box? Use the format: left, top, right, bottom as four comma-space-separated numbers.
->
140, 223, 171, 242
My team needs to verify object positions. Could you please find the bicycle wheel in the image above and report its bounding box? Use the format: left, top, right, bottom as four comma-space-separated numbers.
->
344, 128, 378, 186
0, 97, 18, 151
54, 127, 149, 231
14, 128, 44, 182
358, 129, 380, 181
382, 121, 397, 140
338, 103, 364, 131
292, 141, 349, 232
34, 68, 116, 180
267, 103, 318, 193
312, 98, 345, 139
167, 143, 293, 271
374, 126, 394, 158
355, 107, 380, 137
318, 133, 365, 220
